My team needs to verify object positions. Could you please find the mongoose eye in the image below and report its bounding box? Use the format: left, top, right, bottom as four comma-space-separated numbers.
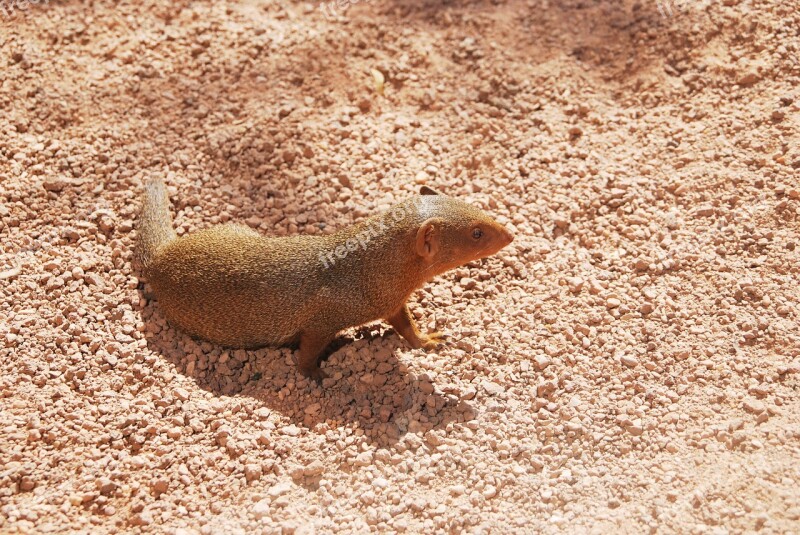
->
472, 228, 483, 240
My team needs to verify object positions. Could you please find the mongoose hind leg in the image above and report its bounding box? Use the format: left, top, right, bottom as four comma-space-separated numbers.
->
297, 331, 335, 384
387, 304, 447, 351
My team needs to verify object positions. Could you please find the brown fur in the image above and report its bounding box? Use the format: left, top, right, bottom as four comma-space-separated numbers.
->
137, 179, 513, 383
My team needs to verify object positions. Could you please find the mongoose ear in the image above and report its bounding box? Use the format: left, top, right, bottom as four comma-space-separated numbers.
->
419, 185, 443, 196
415, 218, 442, 260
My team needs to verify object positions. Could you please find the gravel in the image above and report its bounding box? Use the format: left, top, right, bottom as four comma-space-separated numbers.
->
1, 0, 799, 533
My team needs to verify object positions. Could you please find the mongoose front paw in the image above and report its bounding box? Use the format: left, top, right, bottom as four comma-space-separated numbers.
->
420, 332, 448, 350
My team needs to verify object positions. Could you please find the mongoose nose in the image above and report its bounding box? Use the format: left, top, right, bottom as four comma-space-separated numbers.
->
502, 227, 514, 246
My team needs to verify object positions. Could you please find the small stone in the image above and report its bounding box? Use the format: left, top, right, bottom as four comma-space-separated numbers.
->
0, 267, 21, 280
743, 399, 766, 414
267, 481, 293, 499
253, 499, 271, 519
737, 72, 760, 87
43, 178, 68, 192
84, 273, 104, 288
692, 205, 715, 217
131, 509, 154, 526
534, 355, 551, 370
280, 425, 301, 437
606, 298, 621, 308
245, 216, 263, 228
97, 478, 116, 495
620, 355, 639, 368
450, 485, 466, 496
97, 216, 114, 233
565, 420, 583, 434
482, 381, 504, 395
460, 277, 478, 290
304, 460, 324, 477
282, 149, 296, 164
566, 277, 584, 294
46, 277, 64, 290
338, 174, 352, 189
289, 465, 305, 481
626, 420, 644, 436
173, 387, 189, 401
151, 479, 169, 495
353, 451, 373, 467
245, 464, 262, 483
554, 215, 569, 229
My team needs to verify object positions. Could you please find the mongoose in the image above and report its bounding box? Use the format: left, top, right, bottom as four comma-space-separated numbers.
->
137, 179, 513, 383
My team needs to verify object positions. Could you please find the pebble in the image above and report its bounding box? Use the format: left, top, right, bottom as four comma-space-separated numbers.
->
743, 399, 766, 415
152, 479, 169, 495
566, 277, 584, 294
267, 482, 293, 499
280, 425, 301, 437
626, 421, 644, 436
42, 178, 68, 192
245, 464, 262, 483
304, 460, 325, 477
483, 381, 505, 395
252, 499, 271, 519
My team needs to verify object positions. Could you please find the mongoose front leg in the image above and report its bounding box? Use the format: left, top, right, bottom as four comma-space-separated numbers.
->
387, 304, 446, 350
297, 331, 334, 384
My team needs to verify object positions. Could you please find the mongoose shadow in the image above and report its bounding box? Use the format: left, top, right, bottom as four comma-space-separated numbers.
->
139, 292, 474, 448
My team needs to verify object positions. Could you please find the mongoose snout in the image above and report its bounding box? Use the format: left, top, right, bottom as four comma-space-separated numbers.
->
137, 180, 514, 384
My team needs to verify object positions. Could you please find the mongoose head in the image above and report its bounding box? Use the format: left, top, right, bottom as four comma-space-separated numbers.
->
414, 186, 514, 276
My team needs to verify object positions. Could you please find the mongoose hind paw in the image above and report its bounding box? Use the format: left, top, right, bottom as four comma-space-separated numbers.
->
301, 367, 329, 385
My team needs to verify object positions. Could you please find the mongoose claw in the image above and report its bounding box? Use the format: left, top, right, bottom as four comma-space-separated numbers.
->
420, 332, 448, 350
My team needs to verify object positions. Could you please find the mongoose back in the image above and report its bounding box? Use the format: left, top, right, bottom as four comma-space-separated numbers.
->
137, 179, 513, 383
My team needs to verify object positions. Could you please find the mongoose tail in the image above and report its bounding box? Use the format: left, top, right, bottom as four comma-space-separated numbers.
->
136, 179, 177, 271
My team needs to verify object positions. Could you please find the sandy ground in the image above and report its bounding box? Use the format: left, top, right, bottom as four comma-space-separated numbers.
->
1, 0, 799, 533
